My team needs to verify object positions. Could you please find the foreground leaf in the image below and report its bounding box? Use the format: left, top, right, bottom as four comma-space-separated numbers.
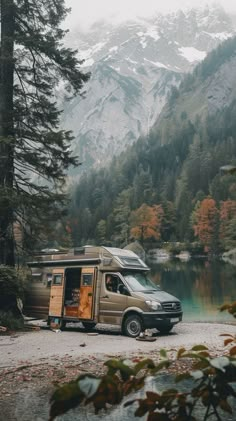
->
78, 375, 101, 398
210, 356, 230, 372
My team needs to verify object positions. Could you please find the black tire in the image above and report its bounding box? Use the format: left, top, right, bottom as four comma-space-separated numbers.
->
60, 320, 66, 330
123, 314, 143, 338
82, 322, 97, 331
157, 325, 173, 334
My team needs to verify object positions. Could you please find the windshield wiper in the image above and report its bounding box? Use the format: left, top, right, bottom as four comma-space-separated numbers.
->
141, 289, 157, 293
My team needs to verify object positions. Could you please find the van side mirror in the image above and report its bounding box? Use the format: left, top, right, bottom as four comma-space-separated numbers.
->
118, 284, 130, 296
123, 286, 130, 296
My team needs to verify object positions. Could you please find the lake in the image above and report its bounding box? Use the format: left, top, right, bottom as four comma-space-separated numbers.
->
148, 258, 236, 323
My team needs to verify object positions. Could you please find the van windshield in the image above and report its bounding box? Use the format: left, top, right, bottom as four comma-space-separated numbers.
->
123, 272, 160, 292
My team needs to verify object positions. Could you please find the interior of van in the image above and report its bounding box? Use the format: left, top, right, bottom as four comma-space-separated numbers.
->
64, 268, 81, 316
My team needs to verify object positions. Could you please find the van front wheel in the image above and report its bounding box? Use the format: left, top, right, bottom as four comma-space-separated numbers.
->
123, 314, 143, 338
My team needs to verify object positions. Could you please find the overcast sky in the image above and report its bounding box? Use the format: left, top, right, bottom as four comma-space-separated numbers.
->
65, 0, 236, 29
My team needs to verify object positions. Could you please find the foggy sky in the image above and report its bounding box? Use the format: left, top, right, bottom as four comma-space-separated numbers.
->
65, 0, 236, 30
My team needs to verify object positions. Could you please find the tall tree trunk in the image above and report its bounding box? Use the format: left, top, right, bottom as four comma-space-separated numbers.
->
0, 0, 15, 265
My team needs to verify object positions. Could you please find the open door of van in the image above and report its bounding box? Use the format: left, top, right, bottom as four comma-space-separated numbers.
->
79, 267, 96, 320
49, 268, 65, 317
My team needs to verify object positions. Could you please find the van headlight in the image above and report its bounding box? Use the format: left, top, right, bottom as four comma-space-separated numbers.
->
145, 300, 162, 311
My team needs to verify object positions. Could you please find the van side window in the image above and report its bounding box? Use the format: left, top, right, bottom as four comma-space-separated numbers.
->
106, 275, 117, 292
47, 274, 52, 288
82, 273, 93, 286
117, 282, 129, 295
105, 275, 129, 295
52, 274, 63, 285
32, 273, 42, 282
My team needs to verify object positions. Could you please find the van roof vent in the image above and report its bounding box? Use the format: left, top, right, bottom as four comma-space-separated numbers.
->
118, 256, 147, 268
73, 247, 86, 255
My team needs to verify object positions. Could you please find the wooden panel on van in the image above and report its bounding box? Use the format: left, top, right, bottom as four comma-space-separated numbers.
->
49, 269, 65, 317
64, 305, 80, 318
78, 268, 95, 320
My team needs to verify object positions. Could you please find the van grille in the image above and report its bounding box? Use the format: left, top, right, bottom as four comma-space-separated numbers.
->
162, 302, 182, 312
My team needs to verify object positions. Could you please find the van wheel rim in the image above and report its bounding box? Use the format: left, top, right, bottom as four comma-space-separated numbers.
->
127, 320, 140, 336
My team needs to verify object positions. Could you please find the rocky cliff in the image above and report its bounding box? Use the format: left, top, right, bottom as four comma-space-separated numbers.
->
61, 5, 235, 175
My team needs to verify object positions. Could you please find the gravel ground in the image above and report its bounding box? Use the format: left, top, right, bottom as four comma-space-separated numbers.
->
1, 321, 235, 368
0, 321, 235, 421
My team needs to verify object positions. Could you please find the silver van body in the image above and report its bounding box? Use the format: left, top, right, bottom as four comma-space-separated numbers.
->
26, 246, 183, 337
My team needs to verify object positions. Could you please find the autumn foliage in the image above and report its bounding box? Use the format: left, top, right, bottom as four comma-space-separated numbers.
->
192, 197, 236, 252
193, 197, 218, 252
130, 204, 164, 241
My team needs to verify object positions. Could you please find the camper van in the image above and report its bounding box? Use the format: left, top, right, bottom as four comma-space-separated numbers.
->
25, 246, 182, 337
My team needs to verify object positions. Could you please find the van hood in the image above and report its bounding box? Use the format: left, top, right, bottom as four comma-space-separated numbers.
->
131, 289, 180, 303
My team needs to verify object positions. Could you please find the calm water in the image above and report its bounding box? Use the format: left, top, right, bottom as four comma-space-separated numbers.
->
148, 258, 236, 323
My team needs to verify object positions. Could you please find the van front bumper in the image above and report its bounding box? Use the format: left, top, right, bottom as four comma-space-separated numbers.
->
141, 311, 183, 329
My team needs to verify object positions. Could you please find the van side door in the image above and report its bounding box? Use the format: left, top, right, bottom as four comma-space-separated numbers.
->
99, 273, 128, 325
49, 268, 65, 317
79, 267, 96, 320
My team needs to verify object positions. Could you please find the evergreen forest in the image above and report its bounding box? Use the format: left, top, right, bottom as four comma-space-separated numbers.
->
67, 36, 236, 255
0, 0, 89, 265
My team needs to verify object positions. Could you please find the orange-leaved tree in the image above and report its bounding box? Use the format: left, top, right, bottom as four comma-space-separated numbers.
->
193, 197, 218, 252
129, 204, 163, 242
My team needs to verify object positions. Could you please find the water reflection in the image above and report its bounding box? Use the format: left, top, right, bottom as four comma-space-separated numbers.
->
148, 258, 236, 322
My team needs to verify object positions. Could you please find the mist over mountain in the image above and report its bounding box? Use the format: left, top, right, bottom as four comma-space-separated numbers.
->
68, 33, 236, 249
154, 37, 236, 146
61, 4, 235, 175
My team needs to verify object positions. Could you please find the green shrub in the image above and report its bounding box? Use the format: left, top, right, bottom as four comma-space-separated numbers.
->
0, 311, 24, 330
0, 265, 25, 299
0, 266, 26, 327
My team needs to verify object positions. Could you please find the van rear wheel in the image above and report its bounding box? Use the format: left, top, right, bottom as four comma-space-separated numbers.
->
123, 314, 143, 338
82, 322, 96, 331
60, 320, 66, 330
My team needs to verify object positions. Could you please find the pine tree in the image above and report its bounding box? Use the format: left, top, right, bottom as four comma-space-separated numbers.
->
96, 219, 107, 245
0, 1, 90, 265
111, 189, 132, 247
160, 201, 176, 241
219, 200, 236, 250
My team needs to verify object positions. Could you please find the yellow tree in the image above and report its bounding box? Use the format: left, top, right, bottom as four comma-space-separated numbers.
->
130, 204, 163, 241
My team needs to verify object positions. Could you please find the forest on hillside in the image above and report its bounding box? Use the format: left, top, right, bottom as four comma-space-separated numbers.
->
60, 37, 236, 255
65, 99, 236, 254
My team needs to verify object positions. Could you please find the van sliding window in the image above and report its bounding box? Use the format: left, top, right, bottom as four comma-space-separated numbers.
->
52, 274, 63, 285
82, 274, 93, 286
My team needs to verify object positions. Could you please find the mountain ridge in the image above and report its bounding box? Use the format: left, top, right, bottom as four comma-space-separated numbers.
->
62, 5, 236, 175
154, 35, 236, 145
68, 33, 236, 247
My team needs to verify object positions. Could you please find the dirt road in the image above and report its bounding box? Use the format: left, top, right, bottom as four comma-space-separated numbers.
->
0, 322, 235, 420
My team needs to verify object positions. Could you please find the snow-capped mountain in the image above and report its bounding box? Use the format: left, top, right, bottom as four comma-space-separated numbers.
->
62, 4, 235, 174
